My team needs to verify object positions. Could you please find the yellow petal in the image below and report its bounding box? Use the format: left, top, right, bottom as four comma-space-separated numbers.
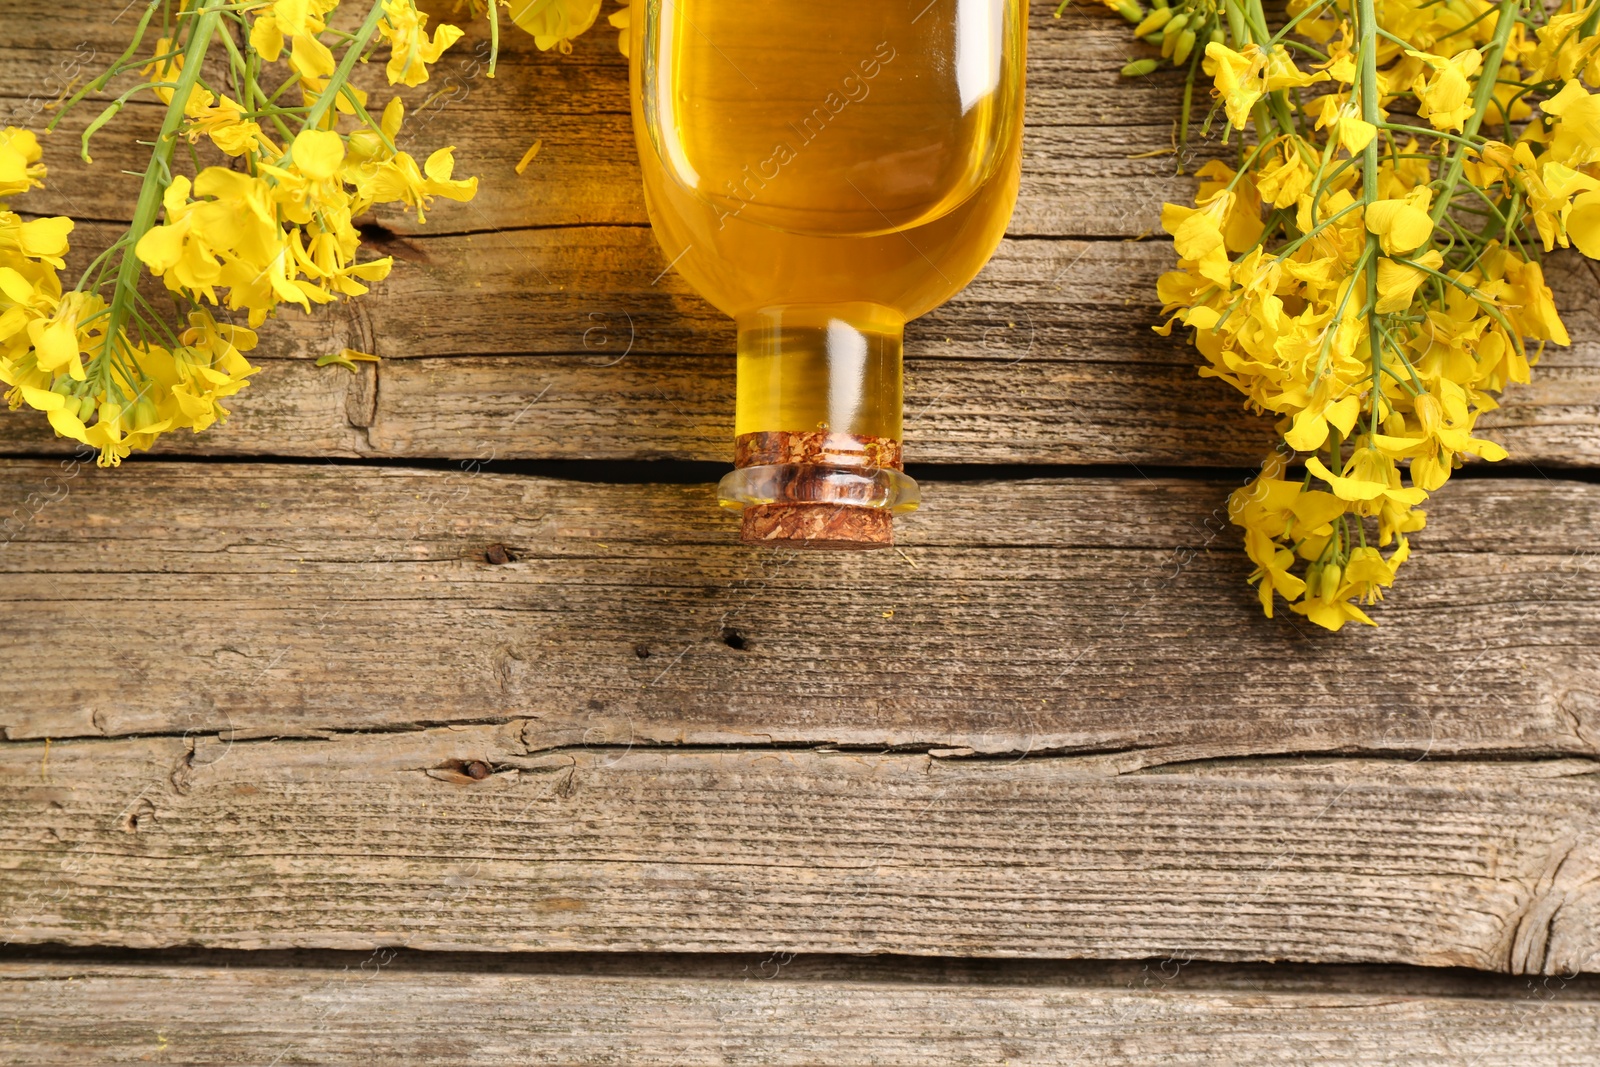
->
1289, 489, 1347, 534
1570, 191, 1600, 259
0, 266, 35, 303
1365, 199, 1433, 254
508, 0, 603, 49
292, 128, 346, 181
273, 0, 314, 37
1325, 395, 1360, 437
291, 33, 337, 80
19, 384, 66, 411
18, 216, 73, 262
424, 146, 457, 182
47, 406, 89, 442
30, 318, 80, 373
1339, 114, 1377, 155
135, 224, 187, 273
1306, 455, 1388, 501
1284, 406, 1329, 451
380, 97, 406, 142
250, 16, 286, 63
1343, 546, 1393, 586
515, 140, 542, 175
1375, 257, 1429, 314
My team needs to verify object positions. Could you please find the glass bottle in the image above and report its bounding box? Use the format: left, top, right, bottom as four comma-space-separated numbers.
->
629, 0, 1028, 547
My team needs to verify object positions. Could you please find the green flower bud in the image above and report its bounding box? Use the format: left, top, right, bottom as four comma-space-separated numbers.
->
129, 396, 160, 430
77, 394, 97, 422
345, 128, 384, 163
1414, 393, 1443, 437
1173, 28, 1197, 64
1121, 58, 1162, 77
1133, 7, 1173, 35
1116, 0, 1145, 23
1318, 563, 1343, 601
1160, 14, 1189, 57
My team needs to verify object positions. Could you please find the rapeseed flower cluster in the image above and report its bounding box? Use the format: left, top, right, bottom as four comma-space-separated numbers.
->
2, 0, 487, 467
1111, 0, 1600, 629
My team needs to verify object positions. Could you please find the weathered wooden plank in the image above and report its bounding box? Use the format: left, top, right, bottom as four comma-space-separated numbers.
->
1, 227, 1595, 465
1, 733, 1597, 971
2, 461, 1597, 754
0, 2, 1206, 237
3, 956, 1600, 1064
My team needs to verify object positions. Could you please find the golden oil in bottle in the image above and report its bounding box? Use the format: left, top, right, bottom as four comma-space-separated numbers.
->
630, 0, 1028, 545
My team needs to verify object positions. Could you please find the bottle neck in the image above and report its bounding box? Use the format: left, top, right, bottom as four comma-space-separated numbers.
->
719, 304, 918, 549
733, 304, 904, 443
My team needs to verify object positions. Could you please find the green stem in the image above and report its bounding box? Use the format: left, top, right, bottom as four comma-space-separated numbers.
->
1279, 40, 1330, 61
74, 236, 127, 293
77, 81, 180, 163
1380, 123, 1486, 152
1179, 42, 1200, 167
1224, 0, 1248, 46
1241, 0, 1274, 43
1377, 324, 1423, 393
1357, 0, 1384, 438
1428, 0, 1520, 227
94, 0, 227, 386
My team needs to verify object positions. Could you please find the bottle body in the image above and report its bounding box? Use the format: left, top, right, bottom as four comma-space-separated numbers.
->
629, 0, 1027, 545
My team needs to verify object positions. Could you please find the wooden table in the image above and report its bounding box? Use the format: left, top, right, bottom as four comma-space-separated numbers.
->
4, 4, 1600, 1061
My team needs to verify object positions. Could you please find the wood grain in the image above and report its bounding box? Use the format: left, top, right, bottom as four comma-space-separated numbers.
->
3, 956, 1600, 1064
2, 732, 1598, 971
2, 461, 1597, 755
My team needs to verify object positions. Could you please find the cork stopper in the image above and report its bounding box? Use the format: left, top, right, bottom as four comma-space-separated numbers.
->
726, 429, 910, 550
740, 503, 893, 549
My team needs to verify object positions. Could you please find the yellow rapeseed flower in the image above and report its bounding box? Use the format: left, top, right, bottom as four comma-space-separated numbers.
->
378, 0, 465, 87
1364, 187, 1434, 254
0, 128, 46, 199
1204, 43, 1264, 128
507, 0, 602, 53
1374, 250, 1442, 313
1315, 95, 1378, 155
1407, 48, 1483, 132
1541, 80, 1600, 168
